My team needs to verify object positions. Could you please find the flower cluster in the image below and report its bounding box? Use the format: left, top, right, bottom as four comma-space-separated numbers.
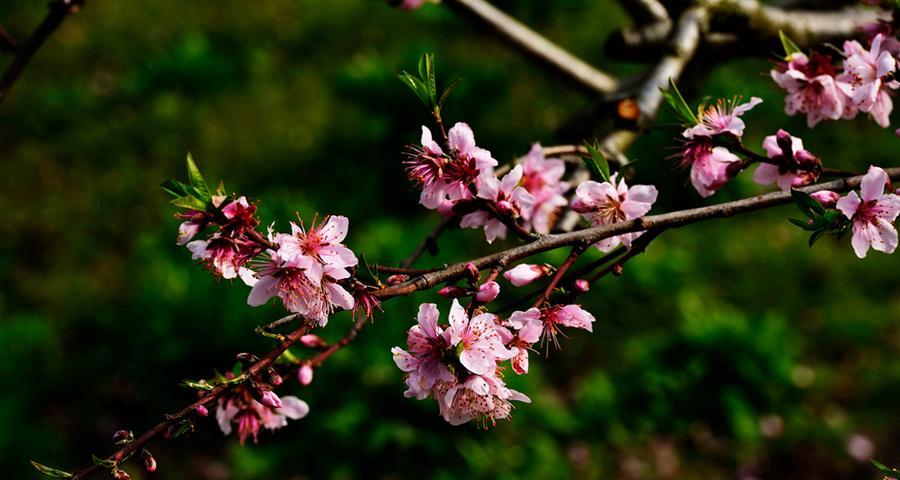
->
405, 124, 571, 242
182, 196, 265, 281
570, 173, 658, 251
215, 387, 309, 444
772, 33, 899, 128
752, 129, 821, 192
392, 299, 594, 426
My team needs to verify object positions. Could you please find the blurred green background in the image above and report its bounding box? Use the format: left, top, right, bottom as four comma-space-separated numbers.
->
2, 1, 900, 478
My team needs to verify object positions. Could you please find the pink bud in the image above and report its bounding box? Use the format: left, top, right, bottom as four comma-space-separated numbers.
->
612, 264, 624, 276
300, 334, 325, 348
464, 262, 480, 283
503, 264, 545, 287
475, 281, 500, 303
495, 200, 518, 217
298, 364, 314, 386
112, 430, 133, 444
141, 450, 157, 473
267, 368, 283, 386
253, 387, 282, 409
573, 279, 590, 293
437, 285, 467, 298
386, 274, 408, 286
195, 405, 209, 417
810, 190, 840, 207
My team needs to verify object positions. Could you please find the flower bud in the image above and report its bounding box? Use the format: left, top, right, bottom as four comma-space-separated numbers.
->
298, 364, 314, 386
266, 368, 283, 386
475, 281, 500, 303
300, 334, 326, 348
437, 285, 467, 298
251, 384, 283, 409
503, 264, 546, 287
573, 279, 590, 293
464, 262, 480, 283
141, 450, 157, 473
195, 405, 209, 417
386, 274, 408, 286
612, 264, 624, 276
810, 190, 840, 207
495, 200, 518, 217
236, 352, 260, 364
112, 430, 133, 445
775, 129, 794, 159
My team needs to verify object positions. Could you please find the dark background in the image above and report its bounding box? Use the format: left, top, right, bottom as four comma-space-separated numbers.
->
2, 1, 900, 478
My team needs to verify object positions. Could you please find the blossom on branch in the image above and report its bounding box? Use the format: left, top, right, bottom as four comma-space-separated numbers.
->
570, 174, 658, 252
771, 52, 849, 127
216, 391, 309, 445
519, 143, 570, 234
503, 263, 547, 287
459, 165, 534, 243
753, 129, 821, 191
838, 34, 899, 127
836, 166, 900, 258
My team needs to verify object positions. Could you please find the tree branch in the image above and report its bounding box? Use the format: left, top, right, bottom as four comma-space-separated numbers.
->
442, 0, 619, 95
0, 0, 85, 107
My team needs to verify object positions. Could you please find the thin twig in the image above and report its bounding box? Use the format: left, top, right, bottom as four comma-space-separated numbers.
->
0, 0, 85, 107
401, 216, 454, 268
533, 244, 587, 308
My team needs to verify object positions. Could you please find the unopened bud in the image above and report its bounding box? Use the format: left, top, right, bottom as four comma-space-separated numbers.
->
298, 364, 314, 386
266, 368, 283, 386
475, 281, 500, 303
141, 450, 157, 473
464, 262, 480, 283
437, 285, 467, 298
386, 274, 408, 286
251, 384, 283, 409
573, 279, 590, 293
111, 468, 131, 480
112, 430, 133, 445
495, 200, 517, 217
612, 264, 624, 276
299, 334, 326, 348
195, 405, 209, 417
236, 352, 260, 364
775, 129, 794, 159
810, 190, 840, 207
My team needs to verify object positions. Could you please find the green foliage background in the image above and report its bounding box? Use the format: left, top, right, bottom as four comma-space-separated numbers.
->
2, 1, 899, 478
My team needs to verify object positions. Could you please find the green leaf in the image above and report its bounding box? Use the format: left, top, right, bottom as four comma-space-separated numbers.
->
181, 379, 214, 391
788, 218, 817, 231
170, 195, 208, 211
659, 78, 697, 124
420, 52, 437, 107
91, 454, 116, 468
397, 72, 430, 107
437, 78, 462, 113
791, 189, 826, 218
185, 153, 211, 201
808, 230, 824, 247
161, 179, 192, 198
779, 30, 802, 59
171, 420, 195, 438
872, 460, 900, 479
583, 142, 611, 182
30, 461, 73, 478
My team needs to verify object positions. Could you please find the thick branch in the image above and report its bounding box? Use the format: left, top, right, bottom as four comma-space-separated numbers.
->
374, 167, 900, 300
0, 0, 84, 107
442, 0, 619, 94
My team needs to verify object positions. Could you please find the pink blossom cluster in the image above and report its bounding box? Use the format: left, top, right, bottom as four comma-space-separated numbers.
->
245, 215, 358, 326
772, 34, 899, 128
215, 387, 309, 444
405, 123, 571, 242
392, 299, 594, 426
181, 196, 265, 280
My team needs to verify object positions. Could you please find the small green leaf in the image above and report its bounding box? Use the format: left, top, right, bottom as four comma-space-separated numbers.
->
791, 189, 826, 218
583, 142, 611, 182
437, 78, 462, 113
779, 30, 802, 59
660, 78, 697, 124
397, 72, 430, 107
181, 379, 214, 391
170, 195, 208, 211
30, 461, 73, 478
171, 420, 195, 438
808, 230, 824, 247
161, 179, 192, 199
788, 218, 817, 231
91, 454, 116, 468
185, 153, 211, 201
872, 460, 900, 480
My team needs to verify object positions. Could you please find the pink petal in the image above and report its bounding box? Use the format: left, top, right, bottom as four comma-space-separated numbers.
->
861, 166, 888, 202
448, 122, 475, 155
836, 191, 862, 219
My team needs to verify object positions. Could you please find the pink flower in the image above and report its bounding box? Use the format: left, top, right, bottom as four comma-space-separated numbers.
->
836, 166, 900, 258
176, 210, 206, 245
475, 281, 500, 303
753, 129, 821, 191
391, 303, 454, 399
216, 393, 309, 445
460, 165, 535, 243
811, 190, 841, 207
187, 235, 261, 281
685, 141, 742, 198
506, 309, 543, 374
246, 244, 323, 316
406, 123, 497, 212
519, 143, 570, 234
683, 97, 762, 139
512, 304, 595, 349
838, 34, 899, 127
434, 373, 530, 426
503, 263, 546, 287
771, 52, 847, 127
570, 174, 658, 251
298, 364, 314, 386
278, 215, 358, 270
446, 299, 516, 375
